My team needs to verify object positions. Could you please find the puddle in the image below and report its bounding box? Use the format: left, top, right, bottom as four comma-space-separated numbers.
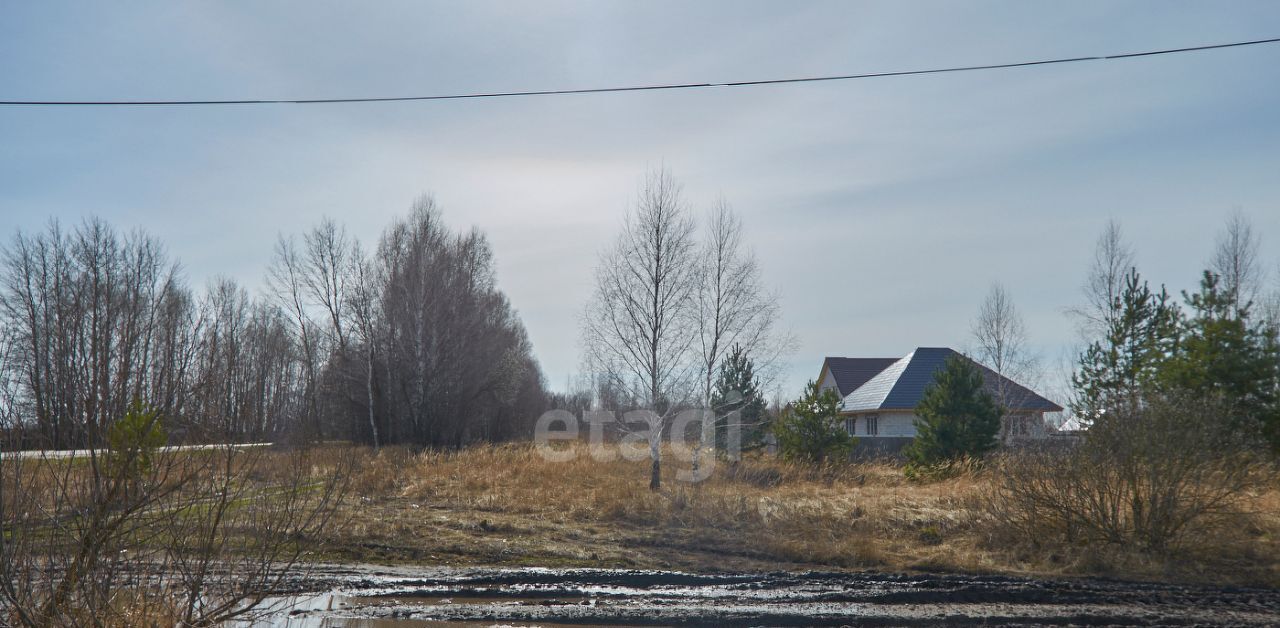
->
363, 595, 592, 606
241, 591, 609, 627
234, 593, 359, 627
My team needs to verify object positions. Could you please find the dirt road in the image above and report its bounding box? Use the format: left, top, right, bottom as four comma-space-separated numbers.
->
259, 564, 1280, 626
1, 442, 271, 460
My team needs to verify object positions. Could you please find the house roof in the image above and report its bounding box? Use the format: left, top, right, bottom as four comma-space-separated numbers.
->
820, 357, 898, 397
840, 347, 1063, 414
1057, 415, 1087, 432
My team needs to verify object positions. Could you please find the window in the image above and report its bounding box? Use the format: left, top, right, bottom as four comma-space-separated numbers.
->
865, 414, 879, 436
1007, 415, 1030, 437
844, 417, 856, 436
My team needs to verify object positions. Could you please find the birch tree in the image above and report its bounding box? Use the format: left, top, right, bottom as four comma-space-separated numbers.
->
693, 199, 786, 468
346, 241, 382, 449
375, 198, 543, 447
1263, 270, 1280, 337
266, 236, 324, 439
1069, 219, 1135, 340
0, 219, 193, 449
0, 221, 351, 625
1209, 209, 1264, 317
696, 200, 784, 402
189, 279, 299, 441
583, 169, 700, 489
970, 282, 1040, 406
303, 218, 354, 353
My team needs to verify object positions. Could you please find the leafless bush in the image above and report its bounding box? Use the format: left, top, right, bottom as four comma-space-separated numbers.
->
0, 413, 352, 627
986, 394, 1265, 554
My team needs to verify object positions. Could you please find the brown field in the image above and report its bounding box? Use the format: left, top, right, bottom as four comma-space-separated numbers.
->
318, 443, 1280, 587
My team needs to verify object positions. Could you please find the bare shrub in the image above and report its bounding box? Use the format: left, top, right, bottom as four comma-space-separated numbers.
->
986, 393, 1265, 555
0, 415, 352, 627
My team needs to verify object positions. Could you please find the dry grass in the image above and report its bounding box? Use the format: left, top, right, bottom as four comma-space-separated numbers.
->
12, 442, 1272, 592
323, 442, 1280, 586
330, 443, 992, 575
14, 443, 1270, 586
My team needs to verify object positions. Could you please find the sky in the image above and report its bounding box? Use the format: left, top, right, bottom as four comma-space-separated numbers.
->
2, 1, 1279, 402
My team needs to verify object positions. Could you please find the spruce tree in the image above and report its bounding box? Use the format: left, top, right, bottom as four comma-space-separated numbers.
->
905, 355, 1002, 465
1072, 267, 1180, 422
773, 380, 852, 463
1159, 271, 1280, 451
710, 344, 768, 450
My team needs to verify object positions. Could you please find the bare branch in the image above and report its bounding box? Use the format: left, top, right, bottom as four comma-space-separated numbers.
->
1209, 208, 1264, 314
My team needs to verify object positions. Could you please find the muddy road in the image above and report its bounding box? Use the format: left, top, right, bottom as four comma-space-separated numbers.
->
251, 564, 1280, 626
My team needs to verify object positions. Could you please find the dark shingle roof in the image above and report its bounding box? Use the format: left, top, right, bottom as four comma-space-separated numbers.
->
820, 357, 898, 397
840, 347, 1063, 413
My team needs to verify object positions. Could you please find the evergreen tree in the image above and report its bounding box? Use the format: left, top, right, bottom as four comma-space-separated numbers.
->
905, 355, 1002, 465
1159, 271, 1280, 451
710, 344, 768, 450
1072, 267, 1180, 422
773, 380, 853, 463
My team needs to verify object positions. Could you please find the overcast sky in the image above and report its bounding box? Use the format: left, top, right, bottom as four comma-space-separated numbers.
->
3, 2, 1279, 400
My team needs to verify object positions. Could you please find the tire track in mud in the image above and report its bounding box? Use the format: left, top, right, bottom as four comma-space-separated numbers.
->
268, 565, 1280, 626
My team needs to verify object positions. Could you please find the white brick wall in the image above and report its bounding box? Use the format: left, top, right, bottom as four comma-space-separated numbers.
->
844, 411, 919, 437
844, 411, 1050, 441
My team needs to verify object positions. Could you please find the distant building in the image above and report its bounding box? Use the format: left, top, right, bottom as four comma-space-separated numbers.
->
816, 347, 1063, 456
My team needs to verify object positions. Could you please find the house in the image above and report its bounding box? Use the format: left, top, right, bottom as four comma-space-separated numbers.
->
817, 347, 1063, 455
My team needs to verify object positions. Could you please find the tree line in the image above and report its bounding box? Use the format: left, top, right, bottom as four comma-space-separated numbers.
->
1071, 215, 1280, 453
0, 197, 548, 450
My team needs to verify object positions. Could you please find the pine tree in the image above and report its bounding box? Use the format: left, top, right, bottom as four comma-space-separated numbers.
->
1159, 271, 1280, 451
905, 355, 1002, 466
1072, 267, 1180, 423
773, 380, 853, 463
710, 344, 768, 450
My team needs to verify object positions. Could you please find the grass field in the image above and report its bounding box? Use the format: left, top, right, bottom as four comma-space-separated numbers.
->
318, 443, 1280, 587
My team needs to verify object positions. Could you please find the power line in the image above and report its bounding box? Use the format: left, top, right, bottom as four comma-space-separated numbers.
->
3, 36, 1278, 107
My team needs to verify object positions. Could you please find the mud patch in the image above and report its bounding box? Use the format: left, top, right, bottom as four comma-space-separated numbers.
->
249, 564, 1280, 626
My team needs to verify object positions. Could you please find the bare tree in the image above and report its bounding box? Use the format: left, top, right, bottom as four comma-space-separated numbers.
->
970, 282, 1040, 406
266, 236, 325, 439
583, 169, 700, 489
696, 199, 785, 401
1209, 209, 1264, 315
1263, 264, 1280, 336
0, 322, 19, 435
693, 199, 789, 469
374, 198, 544, 447
1069, 220, 1135, 340
191, 279, 252, 438
346, 242, 382, 449
188, 279, 301, 442
0, 219, 193, 449
0, 220, 349, 626
303, 219, 353, 353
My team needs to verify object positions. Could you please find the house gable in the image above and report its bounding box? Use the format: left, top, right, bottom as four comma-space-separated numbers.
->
817, 357, 898, 398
